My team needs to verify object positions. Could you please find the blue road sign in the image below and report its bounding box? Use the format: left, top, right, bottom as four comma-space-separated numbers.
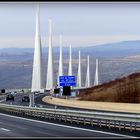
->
59, 76, 76, 87
60, 82, 76, 87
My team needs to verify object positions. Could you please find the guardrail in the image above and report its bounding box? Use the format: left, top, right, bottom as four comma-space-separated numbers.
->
0, 103, 140, 132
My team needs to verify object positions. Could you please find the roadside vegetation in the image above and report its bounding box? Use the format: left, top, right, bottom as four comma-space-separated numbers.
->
78, 72, 140, 103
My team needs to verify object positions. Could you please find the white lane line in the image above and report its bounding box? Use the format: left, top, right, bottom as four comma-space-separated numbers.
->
0, 128, 10, 132
0, 113, 137, 138
0, 99, 6, 103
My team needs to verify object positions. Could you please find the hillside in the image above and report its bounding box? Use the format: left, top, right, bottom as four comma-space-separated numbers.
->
1, 40, 140, 57
1, 40, 140, 89
78, 72, 140, 103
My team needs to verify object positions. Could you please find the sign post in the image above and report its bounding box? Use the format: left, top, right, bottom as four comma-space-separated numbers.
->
29, 92, 35, 107
60, 86, 63, 96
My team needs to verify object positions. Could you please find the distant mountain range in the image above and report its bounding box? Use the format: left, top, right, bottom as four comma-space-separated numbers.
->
1, 40, 140, 89
0, 40, 140, 57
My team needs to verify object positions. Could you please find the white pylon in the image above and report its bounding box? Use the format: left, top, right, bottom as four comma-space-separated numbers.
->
94, 59, 99, 86
46, 19, 54, 90
31, 4, 42, 93
77, 51, 82, 87
68, 45, 72, 76
57, 34, 63, 87
85, 56, 90, 87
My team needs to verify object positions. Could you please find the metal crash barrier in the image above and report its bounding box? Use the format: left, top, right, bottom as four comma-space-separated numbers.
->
0, 103, 140, 132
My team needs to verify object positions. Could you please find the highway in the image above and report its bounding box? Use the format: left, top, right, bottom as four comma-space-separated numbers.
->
2, 92, 139, 115
1, 93, 29, 106
0, 112, 135, 138
0, 93, 139, 138
34, 93, 140, 115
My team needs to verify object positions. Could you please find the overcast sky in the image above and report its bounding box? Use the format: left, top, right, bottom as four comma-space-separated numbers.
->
0, 2, 140, 48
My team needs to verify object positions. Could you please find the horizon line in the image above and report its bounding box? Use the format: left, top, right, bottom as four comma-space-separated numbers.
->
0, 39, 140, 49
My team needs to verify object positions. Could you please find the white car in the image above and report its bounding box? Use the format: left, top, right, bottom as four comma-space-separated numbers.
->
11, 91, 17, 95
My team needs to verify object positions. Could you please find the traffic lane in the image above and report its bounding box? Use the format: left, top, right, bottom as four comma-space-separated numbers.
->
1, 93, 29, 106
36, 93, 140, 115
0, 93, 139, 137
1, 92, 43, 107
34, 93, 57, 108
0, 92, 81, 109
0, 113, 127, 138
2, 92, 140, 116
35, 93, 77, 109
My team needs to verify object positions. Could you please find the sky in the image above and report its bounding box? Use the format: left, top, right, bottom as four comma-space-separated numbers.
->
0, 2, 140, 48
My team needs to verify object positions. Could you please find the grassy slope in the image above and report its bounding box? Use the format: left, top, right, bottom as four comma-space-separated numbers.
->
78, 72, 140, 103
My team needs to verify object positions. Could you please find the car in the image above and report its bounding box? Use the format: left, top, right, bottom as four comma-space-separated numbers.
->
34, 91, 40, 95
6, 94, 14, 101
11, 91, 17, 95
22, 96, 30, 102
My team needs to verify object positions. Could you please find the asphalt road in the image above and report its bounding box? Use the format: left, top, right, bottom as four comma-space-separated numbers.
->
2, 92, 140, 115
0, 93, 139, 138
0, 113, 134, 138
1, 93, 29, 106
34, 93, 140, 115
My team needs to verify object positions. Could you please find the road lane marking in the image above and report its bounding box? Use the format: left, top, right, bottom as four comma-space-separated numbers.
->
0, 128, 10, 131
0, 99, 6, 103
0, 113, 137, 138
